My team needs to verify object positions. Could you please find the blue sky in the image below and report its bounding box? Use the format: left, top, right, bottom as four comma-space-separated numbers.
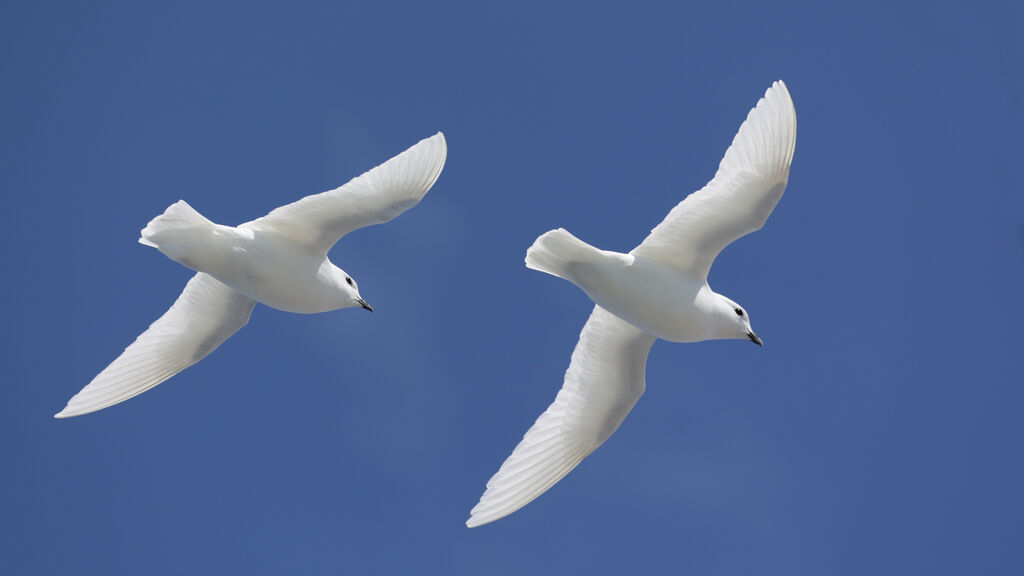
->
2, 1, 1022, 574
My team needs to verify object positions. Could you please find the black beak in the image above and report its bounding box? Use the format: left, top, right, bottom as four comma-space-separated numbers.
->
358, 298, 373, 312
747, 330, 763, 346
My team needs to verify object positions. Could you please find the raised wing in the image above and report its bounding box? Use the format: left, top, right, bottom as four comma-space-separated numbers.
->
55, 273, 255, 418
246, 132, 447, 254
631, 81, 796, 280
467, 306, 656, 527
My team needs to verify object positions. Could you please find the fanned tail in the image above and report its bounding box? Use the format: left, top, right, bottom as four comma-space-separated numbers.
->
139, 200, 213, 249
525, 228, 602, 280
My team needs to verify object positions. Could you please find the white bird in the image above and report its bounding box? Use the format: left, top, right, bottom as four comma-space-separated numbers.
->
56, 132, 447, 419
467, 81, 796, 527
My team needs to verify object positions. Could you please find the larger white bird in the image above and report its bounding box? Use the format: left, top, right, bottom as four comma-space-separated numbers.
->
467, 82, 796, 527
56, 132, 447, 418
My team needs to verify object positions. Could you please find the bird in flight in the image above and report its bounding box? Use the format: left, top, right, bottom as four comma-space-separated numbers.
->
56, 132, 447, 418
467, 81, 796, 527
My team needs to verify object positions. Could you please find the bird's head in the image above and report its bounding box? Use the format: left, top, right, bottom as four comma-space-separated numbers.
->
333, 267, 373, 312
714, 295, 761, 346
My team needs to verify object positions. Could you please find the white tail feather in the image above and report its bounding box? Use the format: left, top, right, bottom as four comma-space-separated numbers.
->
525, 228, 601, 280
139, 200, 212, 248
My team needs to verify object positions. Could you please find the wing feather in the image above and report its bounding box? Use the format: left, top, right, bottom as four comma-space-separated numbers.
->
631, 81, 796, 280
55, 273, 255, 418
467, 306, 656, 527
246, 132, 447, 253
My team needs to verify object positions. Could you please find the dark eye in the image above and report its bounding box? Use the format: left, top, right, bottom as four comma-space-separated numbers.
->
734, 307, 744, 316
346, 277, 354, 287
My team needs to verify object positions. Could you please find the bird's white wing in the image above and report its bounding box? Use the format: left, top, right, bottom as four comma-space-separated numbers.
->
55, 273, 255, 418
467, 306, 656, 527
245, 132, 447, 254
631, 81, 796, 281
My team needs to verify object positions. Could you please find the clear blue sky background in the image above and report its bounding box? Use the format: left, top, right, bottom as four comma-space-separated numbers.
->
2, 1, 1021, 574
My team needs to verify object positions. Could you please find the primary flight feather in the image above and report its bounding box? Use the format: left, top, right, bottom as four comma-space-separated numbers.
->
56, 132, 447, 418
467, 81, 796, 527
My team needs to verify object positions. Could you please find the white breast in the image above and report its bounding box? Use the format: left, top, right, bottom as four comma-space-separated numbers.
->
197, 229, 344, 314
572, 255, 714, 343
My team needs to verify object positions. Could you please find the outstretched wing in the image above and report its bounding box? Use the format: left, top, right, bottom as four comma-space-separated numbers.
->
631, 81, 796, 281
467, 306, 657, 527
55, 273, 255, 418
245, 132, 447, 254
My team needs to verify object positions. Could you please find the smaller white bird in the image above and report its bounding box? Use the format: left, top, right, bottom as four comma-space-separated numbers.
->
467, 81, 796, 527
56, 132, 447, 418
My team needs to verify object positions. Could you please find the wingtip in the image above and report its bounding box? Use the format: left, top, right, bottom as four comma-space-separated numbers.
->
408, 131, 447, 175
424, 131, 447, 153
433, 132, 448, 162
761, 79, 786, 101
436, 132, 448, 159
767, 79, 795, 110
420, 131, 448, 194
465, 514, 489, 529
54, 402, 84, 418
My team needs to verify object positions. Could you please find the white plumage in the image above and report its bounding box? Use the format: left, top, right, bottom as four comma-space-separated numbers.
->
468, 81, 796, 527
56, 133, 447, 418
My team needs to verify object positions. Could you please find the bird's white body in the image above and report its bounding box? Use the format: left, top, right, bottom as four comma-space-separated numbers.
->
538, 243, 717, 343
145, 210, 353, 314
56, 132, 448, 418
468, 81, 797, 527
